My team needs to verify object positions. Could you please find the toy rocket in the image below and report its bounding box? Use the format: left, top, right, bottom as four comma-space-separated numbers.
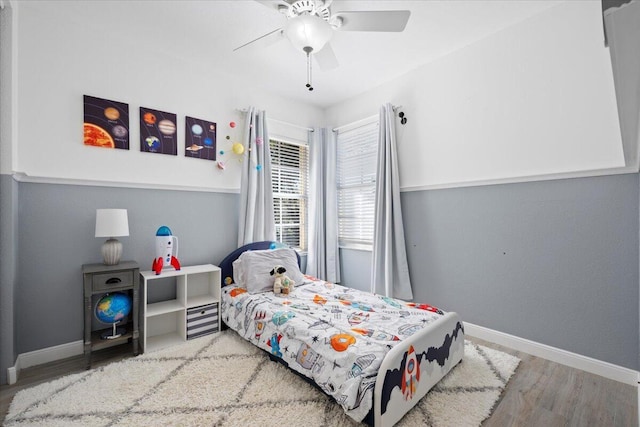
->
152, 226, 181, 275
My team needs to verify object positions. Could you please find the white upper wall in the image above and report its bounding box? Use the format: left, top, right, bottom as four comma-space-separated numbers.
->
325, 1, 625, 190
3, 1, 627, 190
0, 2, 17, 175
6, 1, 321, 191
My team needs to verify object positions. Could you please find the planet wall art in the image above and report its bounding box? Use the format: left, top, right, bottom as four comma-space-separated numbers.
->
185, 116, 216, 161
104, 107, 120, 121
143, 112, 157, 125
159, 119, 176, 135
140, 107, 177, 155
83, 95, 130, 150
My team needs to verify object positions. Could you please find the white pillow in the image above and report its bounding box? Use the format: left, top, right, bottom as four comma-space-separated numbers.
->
232, 258, 244, 286
233, 248, 305, 294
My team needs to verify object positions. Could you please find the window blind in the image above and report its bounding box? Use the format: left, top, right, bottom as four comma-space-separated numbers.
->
336, 120, 378, 248
270, 139, 309, 250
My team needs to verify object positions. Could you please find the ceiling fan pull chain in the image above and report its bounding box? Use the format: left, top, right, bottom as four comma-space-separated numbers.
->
304, 46, 314, 91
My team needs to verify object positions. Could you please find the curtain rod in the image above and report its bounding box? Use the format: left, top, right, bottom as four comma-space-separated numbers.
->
270, 117, 314, 132
332, 105, 403, 133
235, 108, 313, 132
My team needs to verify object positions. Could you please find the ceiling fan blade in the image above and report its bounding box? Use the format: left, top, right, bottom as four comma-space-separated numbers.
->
314, 42, 339, 70
313, 43, 339, 71
333, 10, 411, 32
233, 28, 284, 52
253, 0, 293, 13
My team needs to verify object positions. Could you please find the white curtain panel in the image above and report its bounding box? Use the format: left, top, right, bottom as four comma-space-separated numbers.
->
306, 128, 340, 283
371, 103, 413, 300
238, 107, 275, 246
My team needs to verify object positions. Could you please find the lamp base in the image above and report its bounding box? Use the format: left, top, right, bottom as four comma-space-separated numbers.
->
102, 238, 123, 265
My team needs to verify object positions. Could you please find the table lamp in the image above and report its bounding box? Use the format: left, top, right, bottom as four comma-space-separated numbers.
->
95, 209, 129, 265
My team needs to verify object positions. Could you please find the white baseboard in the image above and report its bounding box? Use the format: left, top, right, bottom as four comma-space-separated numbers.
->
6, 340, 83, 385
465, 322, 639, 386
7, 365, 17, 385
6, 326, 639, 388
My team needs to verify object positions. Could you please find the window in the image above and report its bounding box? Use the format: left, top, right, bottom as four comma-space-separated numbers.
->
270, 138, 309, 251
336, 120, 378, 249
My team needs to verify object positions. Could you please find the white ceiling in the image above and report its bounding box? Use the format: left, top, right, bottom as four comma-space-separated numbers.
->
43, 0, 563, 108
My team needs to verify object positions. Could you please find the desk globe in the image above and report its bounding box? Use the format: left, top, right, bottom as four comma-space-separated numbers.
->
95, 292, 132, 339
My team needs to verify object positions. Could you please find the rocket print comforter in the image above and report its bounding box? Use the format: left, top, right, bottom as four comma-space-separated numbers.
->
220, 276, 447, 423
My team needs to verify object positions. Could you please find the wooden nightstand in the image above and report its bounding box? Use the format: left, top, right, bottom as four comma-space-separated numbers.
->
82, 261, 140, 369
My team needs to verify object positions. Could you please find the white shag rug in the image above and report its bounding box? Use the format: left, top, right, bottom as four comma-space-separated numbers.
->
4, 331, 519, 427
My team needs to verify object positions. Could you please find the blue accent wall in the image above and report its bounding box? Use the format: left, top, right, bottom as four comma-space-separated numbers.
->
340, 174, 639, 370
2, 173, 639, 383
0, 175, 18, 384
402, 173, 639, 370
13, 181, 239, 356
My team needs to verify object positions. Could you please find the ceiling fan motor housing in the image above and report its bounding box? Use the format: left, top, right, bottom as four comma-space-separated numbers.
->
285, 0, 331, 21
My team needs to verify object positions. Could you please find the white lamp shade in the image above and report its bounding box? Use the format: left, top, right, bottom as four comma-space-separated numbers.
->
284, 14, 333, 52
95, 209, 129, 238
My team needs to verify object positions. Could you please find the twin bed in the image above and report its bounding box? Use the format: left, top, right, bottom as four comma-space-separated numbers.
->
218, 242, 465, 427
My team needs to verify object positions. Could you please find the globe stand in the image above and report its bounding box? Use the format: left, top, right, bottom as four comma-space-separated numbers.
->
101, 321, 126, 340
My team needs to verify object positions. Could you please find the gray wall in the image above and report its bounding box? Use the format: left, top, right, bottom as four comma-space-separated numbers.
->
339, 248, 372, 292
3, 173, 639, 381
405, 173, 639, 370
0, 1, 16, 386
0, 175, 18, 385
14, 181, 239, 355
340, 174, 639, 370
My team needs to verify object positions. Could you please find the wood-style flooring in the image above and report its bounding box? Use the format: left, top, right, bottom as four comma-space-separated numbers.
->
0, 338, 637, 426
474, 337, 637, 427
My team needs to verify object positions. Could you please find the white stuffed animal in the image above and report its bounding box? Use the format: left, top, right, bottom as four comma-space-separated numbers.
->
270, 265, 295, 295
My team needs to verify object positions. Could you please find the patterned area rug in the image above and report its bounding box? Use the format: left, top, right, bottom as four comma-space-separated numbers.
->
5, 331, 519, 427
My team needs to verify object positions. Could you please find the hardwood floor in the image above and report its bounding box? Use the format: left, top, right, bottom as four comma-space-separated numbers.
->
472, 337, 638, 427
1, 338, 637, 426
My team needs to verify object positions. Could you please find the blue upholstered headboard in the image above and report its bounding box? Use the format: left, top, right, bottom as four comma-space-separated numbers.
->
218, 241, 301, 286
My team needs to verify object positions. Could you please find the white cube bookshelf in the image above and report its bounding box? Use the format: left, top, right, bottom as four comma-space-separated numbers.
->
141, 264, 221, 352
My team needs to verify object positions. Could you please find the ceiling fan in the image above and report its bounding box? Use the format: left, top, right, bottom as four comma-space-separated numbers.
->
234, 0, 411, 91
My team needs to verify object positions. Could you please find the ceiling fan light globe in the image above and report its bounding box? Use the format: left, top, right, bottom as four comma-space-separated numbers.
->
284, 14, 333, 52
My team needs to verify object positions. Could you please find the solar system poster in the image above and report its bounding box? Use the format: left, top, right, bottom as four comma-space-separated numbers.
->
140, 107, 178, 155
185, 116, 216, 160
83, 95, 130, 150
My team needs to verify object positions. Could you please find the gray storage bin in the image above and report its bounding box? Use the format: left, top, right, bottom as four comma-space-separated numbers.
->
186, 303, 219, 340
